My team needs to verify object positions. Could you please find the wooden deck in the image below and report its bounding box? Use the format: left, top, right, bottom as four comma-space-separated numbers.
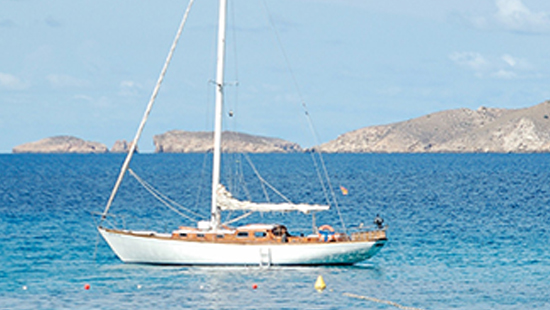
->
168, 224, 387, 245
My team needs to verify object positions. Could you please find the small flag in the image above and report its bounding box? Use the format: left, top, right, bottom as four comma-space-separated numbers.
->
340, 186, 348, 196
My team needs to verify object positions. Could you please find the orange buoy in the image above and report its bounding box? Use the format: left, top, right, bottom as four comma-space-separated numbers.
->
252, 284, 258, 289
84, 284, 90, 290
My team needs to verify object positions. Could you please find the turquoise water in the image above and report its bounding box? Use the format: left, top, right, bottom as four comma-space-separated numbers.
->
1, 154, 549, 309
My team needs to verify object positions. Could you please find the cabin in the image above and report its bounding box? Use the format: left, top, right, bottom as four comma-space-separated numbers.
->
170, 223, 359, 244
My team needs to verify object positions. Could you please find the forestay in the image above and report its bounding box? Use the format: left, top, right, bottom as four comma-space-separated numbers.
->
216, 185, 329, 214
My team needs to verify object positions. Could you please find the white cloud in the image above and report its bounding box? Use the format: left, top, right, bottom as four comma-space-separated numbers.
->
474, 0, 550, 33
72, 94, 93, 102
501, 54, 517, 67
450, 52, 532, 79
500, 54, 533, 71
72, 94, 112, 109
492, 69, 517, 79
46, 74, 90, 89
0, 72, 29, 90
118, 80, 142, 97
449, 52, 488, 71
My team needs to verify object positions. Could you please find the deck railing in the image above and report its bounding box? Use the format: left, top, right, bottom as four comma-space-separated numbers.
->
350, 229, 387, 242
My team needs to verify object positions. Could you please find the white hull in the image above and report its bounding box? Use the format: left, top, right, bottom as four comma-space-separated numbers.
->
98, 227, 386, 266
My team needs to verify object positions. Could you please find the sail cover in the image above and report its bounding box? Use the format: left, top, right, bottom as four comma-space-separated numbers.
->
216, 185, 329, 214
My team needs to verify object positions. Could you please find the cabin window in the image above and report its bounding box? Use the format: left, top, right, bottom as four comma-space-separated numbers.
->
179, 233, 188, 238
254, 231, 267, 238
236, 231, 249, 238
216, 234, 224, 239
196, 233, 205, 238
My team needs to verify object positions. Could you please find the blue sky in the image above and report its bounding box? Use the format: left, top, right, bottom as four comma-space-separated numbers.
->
2, 0, 550, 152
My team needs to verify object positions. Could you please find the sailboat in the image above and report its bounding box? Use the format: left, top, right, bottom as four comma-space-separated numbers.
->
98, 0, 387, 266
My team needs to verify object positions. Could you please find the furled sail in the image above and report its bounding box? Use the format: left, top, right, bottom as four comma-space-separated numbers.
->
216, 185, 329, 214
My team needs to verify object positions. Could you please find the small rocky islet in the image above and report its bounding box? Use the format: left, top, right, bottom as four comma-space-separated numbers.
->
12, 137, 136, 154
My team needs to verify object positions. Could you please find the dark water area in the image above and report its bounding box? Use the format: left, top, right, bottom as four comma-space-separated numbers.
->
1, 153, 549, 309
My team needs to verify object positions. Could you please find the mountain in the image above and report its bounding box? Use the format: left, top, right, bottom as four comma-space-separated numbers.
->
12, 136, 108, 154
153, 130, 302, 153
314, 101, 550, 153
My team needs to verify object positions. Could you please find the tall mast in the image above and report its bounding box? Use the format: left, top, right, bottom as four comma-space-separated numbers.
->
210, 0, 228, 229
100, 0, 195, 220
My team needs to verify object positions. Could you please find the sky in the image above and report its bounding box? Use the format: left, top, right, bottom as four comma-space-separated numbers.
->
2, 0, 550, 152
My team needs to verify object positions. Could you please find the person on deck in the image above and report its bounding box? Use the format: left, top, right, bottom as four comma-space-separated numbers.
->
374, 214, 384, 229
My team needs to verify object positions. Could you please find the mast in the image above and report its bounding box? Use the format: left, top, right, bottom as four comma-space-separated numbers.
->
100, 0, 195, 219
210, 0, 228, 229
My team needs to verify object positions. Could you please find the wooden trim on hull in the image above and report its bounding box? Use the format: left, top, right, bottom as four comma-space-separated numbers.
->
98, 225, 387, 245
98, 226, 386, 266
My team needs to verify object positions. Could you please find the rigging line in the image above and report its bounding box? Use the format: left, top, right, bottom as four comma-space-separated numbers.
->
243, 154, 276, 203
101, 0, 195, 219
261, 0, 323, 151
195, 151, 210, 212
261, 0, 346, 232
237, 154, 252, 201
128, 169, 200, 222
261, 0, 343, 226
318, 150, 348, 233
261, 0, 304, 107
243, 154, 294, 204
128, 168, 203, 219
229, 1, 239, 82
225, 151, 237, 195
309, 151, 331, 207
243, 153, 270, 202
222, 211, 253, 225
195, 81, 214, 212
222, 208, 234, 224
299, 107, 348, 233
229, 0, 240, 119
260, 1, 330, 197
301, 101, 335, 210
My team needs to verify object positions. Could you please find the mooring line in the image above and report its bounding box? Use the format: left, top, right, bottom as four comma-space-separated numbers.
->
343, 292, 425, 310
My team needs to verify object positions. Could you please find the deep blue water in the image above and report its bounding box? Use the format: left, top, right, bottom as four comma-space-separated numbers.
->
1, 153, 549, 309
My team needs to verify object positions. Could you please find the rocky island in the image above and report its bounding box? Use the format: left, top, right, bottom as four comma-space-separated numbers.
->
314, 100, 550, 153
110, 140, 138, 153
12, 136, 108, 154
11, 101, 550, 154
153, 130, 302, 153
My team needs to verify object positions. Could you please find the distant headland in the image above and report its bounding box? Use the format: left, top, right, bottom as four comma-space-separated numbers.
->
12, 101, 550, 154
11, 132, 300, 154
153, 130, 302, 153
313, 100, 550, 153
12, 136, 136, 154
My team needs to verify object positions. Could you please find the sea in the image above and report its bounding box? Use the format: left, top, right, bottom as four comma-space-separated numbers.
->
1, 153, 549, 309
